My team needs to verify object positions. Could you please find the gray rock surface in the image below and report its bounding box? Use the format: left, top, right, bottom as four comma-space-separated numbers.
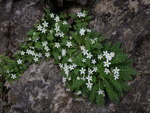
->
8, 60, 109, 113
0, 0, 150, 113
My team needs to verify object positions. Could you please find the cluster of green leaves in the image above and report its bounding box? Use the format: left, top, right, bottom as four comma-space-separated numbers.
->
0, 9, 137, 106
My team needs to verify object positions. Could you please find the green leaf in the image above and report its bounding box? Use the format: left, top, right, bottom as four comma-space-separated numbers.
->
70, 80, 84, 91
47, 33, 54, 41
89, 85, 98, 103
96, 94, 104, 107
35, 42, 42, 50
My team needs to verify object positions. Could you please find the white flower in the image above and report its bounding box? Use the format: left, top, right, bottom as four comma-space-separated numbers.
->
62, 77, 66, 83
88, 68, 93, 75
82, 58, 86, 63
98, 89, 105, 97
113, 67, 120, 75
66, 41, 72, 48
77, 76, 81, 80
79, 28, 86, 36
26, 49, 31, 55
31, 51, 35, 56
29, 46, 35, 49
55, 42, 60, 48
33, 57, 38, 62
54, 26, 60, 32
82, 49, 88, 55
91, 59, 96, 64
103, 51, 108, 56
76, 90, 82, 95
42, 28, 47, 33
54, 16, 60, 22
103, 61, 111, 67
59, 32, 64, 37
50, 30, 53, 33
95, 38, 98, 41
69, 36, 72, 40
6, 70, 10, 73
77, 12, 82, 18
93, 67, 98, 72
91, 39, 95, 44
45, 46, 50, 52
55, 32, 60, 37
72, 63, 77, 68
42, 41, 48, 46
42, 21, 48, 27
66, 88, 71, 92
86, 75, 92, 82
68, 58, 72, 62
81, 76, 86, 81
63, 21, 67, 25
81, 11, 86, 17
33, 32, 36, 35
114, 74, 119, 80
86, 82, 93, 89
59, 63, 63, 69
68, 77, 71, 81
11, 74, 17, 79
69, 65, 74, 70
58, 56, 61, 60
50, 13, 54, 18
80, 46, 85, 50
17, 59, 22, 64
45, 53, 50, 57
20, 51, 25, 55
61, 49, 66, 56
63, 64, 69, 71
105, 53, 112, 61
110, 52, 115, 57
87, 29, 91, 33
37, 24, 42, 31
104, 68, 110, 74
86, 52, 93, 59
64, 70, 69, 76
79, 67, 86, 74
38, 53, 42, 58
35, 53, 39, 57
77, 12, 86, 18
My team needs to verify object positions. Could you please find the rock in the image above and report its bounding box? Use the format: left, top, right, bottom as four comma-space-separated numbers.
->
8, 60, 110, 113
88, 0, 150, 112
0, 0, 150, 113
0, 0, 51, 55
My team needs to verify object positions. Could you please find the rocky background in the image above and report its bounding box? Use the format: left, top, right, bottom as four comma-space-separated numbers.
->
0, 0, 150, 113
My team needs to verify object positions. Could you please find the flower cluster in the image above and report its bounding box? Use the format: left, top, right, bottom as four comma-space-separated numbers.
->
0, 10, 137, 106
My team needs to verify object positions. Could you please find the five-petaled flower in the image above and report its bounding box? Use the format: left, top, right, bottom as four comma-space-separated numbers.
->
86, 75, 92, 82
86, 82, 93, 90
42, 28, 47, 33
79, 67, 86, 74
42, 21, 48, 27
20, 51, 25, 55
17, 59, 22, 64
79, 28, 85, 36
66, 42, 72, 48
113, 67, 120, 75
103, 61, 111, 67
11, 74, 17, 79
55, 42, 60, 48
54, 16, 60, 22
104, 68, 110, 74
37, 24, 42, 31
50, 13, 54, 18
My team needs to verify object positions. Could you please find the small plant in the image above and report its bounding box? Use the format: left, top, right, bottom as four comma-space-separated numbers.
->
0, 10, 137, 106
